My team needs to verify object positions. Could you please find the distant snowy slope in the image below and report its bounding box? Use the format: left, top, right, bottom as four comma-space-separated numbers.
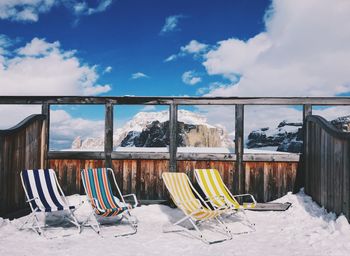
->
71, 110, 233, 150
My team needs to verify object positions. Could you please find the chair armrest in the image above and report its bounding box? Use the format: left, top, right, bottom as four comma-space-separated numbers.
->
26, 196, 38, 203
176, 198, 202, 208
232, 193, 257, 204
122, 193, 139, 208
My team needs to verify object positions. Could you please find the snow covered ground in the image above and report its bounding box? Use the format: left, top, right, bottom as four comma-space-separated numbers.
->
1, 190, 350, 256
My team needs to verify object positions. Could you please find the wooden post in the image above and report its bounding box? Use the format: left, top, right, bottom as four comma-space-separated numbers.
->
303, 104, 312, 122
302, 104, 312, 194
105, 102, 114, 168
41, 103, 49, 168
235, 104, 244, 194
169, 103, 178, 172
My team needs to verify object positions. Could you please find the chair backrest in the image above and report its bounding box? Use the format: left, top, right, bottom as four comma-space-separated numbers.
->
81, 168, 120, 211
194, 169, 239, 208
20, 169, 68, 212
162, 172, 203, 215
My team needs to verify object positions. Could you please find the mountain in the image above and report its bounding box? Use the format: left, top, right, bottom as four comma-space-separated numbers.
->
71, 111, 350, 152
246, 115, 350, 153
331, 115, 350, 132
246, 120, 303, 153
71, 110, 234, 150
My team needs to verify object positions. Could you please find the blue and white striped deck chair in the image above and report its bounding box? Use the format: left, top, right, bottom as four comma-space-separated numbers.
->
19, 169, 81, 237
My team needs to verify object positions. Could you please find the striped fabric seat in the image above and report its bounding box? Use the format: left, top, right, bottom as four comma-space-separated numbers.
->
21, 169, 74, 212
81, 168, 131, 217
19, 169, 81, 237
194, 169, 256, 209
162, 172, 223, 221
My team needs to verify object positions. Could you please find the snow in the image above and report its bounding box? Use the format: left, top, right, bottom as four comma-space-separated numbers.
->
1, 190, 350, 256
113, 146, 298, 155
59, 146, 299, 155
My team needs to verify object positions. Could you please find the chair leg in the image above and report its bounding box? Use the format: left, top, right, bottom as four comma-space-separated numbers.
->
163, 212, 231, 245
113, 212, 137, 237
82, 211, 101, 234
18, 210, 44, 236
65, 210, 82, 234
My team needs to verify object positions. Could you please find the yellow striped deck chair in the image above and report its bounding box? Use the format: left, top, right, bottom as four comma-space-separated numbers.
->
194, 169, 257, 232
194, 169, 257, 210
162, 172, 232, 244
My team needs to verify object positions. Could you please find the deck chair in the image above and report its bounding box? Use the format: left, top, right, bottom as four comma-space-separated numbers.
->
19, 169, 81, 237
162, 172, 232, 244
81, 168, 138, 237
194, 169, 256, 229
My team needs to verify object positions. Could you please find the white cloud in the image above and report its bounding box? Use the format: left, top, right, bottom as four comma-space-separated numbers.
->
181, 40, 208, 54
17, 37, 60, 56
131, 72, 149, 80
141, 105, 156, 112
164, 54, 177, 62
50, 109, 104, 150
0, 0, 56, 22
200, 0, 350, 97
165, 40, 209, 62
0, 36, 111, 95
160, 14, 184, 34
0, 105, 41, 129
182, 70, 201, 85
104, 66, 112, 73
203, 34, 270, 81
313, 106, 350, 121
71, 0, 112, 16
0, 0, 112, 22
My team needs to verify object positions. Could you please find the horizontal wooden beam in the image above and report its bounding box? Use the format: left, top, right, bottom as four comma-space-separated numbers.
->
177, 153, 236, 161
48, 151, 105, 159
48, 151, 299, 162
1, 96, 350, 105
111, 152, 169, 160
243, 153, 300, 162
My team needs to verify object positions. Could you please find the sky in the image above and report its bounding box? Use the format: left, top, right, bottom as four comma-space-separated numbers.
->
1, 0, 350, 149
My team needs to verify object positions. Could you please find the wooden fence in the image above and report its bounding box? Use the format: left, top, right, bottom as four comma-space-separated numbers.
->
48, 159, 297, 203
2, 96, 350, 218
0, 115, 46, 216
304, 115, 350, 219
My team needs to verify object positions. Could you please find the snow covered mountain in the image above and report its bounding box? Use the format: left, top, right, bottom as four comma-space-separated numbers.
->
246, 120, 303, 153
71, 110, 234, 150
71, 112, 350, 152
331, 115, 350, 132
246, 115, 350, 153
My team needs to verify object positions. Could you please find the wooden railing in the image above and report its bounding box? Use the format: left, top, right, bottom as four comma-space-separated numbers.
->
0, 114, 46, 216
1, 96, 350, 215
303, 115, 350, 219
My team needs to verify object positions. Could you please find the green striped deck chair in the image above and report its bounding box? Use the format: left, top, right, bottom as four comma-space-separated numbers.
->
81, 168, 138, 237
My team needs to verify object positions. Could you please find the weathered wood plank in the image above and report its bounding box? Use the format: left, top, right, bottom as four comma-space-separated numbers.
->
104, 102, 114, 168
2, 96, 350, 105
304, 115, 350, 221
235, 104, 244, 194
0, 115, 45, 216
169, 103, 178, 172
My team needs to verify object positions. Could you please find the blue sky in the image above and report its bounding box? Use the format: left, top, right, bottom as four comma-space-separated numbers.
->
0, 0, 269, 97
1, 0, 350, 149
